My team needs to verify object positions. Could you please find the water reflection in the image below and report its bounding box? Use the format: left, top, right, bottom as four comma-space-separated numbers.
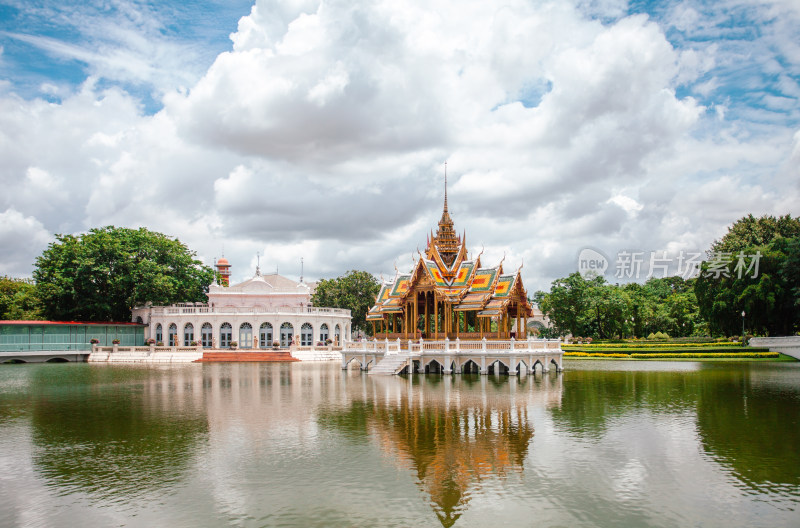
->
550, 365, 702, 438
2, 360, 799, 527
322, 373, 563, 526
695, 364, 800, 492
559, 361, 800, 498
28, 365, 208, 502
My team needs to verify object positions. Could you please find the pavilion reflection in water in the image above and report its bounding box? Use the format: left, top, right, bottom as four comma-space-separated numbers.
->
330, 374, 563, 526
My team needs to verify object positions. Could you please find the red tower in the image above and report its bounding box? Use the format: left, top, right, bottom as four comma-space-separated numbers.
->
215, 257, 231, 287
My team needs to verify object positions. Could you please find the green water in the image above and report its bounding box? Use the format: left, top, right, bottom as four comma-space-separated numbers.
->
0, 360, 799, 527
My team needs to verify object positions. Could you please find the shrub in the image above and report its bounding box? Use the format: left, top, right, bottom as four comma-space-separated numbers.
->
630, 352, 778, 359
325, 338, 333, 345
89, 338, 99, 344
146, 338, 156, 345
229, 341, 238, 347
654, 331, 669, 340
190, 341, 198, 346
112, 339, 120, 344
647, 333, 656, 340
272, 341, 280, 347
157, 341, 164, 346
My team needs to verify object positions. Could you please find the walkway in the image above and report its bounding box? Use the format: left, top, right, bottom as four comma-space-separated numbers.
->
342, 337, 563, 375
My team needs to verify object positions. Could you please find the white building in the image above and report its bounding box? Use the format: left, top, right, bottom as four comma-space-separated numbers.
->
132, 265, 351, 349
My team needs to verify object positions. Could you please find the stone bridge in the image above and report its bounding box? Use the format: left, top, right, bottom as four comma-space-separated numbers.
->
750, 336, 800, 360
1, 350, 90, 363
341, 337, 563, 375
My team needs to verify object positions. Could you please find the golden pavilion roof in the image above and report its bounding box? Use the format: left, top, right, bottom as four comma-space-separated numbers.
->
367, 185, 532, 321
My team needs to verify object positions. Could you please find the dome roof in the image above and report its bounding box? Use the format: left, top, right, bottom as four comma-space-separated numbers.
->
217, 257, 230, 266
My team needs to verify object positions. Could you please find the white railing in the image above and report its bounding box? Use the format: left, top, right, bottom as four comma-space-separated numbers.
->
349, 337, 561, 356
140, 305, 351, 317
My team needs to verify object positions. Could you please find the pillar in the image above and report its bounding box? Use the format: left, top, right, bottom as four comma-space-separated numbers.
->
434, 297, 439, 337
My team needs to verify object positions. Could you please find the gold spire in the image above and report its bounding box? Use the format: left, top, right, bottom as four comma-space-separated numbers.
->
433, 162, 459, 267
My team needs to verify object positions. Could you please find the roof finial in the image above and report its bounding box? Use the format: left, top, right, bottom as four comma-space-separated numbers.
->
300, 257, 304, 284
256, 251, 261, 276
444, 161, 448, 213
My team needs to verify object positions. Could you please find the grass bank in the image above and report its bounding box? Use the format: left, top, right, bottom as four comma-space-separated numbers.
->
560, 342, 796, 360
564, 353, 796, 362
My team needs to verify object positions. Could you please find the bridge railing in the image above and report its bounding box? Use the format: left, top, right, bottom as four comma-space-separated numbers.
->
347, 337, 561, 355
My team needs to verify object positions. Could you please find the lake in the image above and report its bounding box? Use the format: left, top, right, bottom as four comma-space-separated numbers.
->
1, 360, 799, 527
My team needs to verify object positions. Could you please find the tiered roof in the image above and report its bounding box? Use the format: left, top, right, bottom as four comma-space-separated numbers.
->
366, 181, 531, 321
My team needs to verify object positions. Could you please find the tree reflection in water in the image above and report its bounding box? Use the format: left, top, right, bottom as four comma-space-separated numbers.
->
321, 374, 562, 526
29, 366, 208, 502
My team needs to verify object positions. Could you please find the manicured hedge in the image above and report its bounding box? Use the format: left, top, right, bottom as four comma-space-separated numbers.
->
563, 342, 744, 349
564, 352, 630, 358
564, 351, 779, 359
630, 352, 778, 359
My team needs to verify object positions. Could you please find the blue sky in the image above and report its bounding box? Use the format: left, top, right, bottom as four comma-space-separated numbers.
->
3, 1, 797, 125
1, 0, 798, 289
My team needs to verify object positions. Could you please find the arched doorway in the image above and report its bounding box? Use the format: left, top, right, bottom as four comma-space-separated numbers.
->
301, 323, 313, 346
201, 323, 213, 348
239, 323, 253, 349
168, 323, 178, 346
183, 323, 194, 346
319, 323, 329, 343
334, 324, 341, 344
220, 323, 232, 348
260, 323, 273, 348
155, 324, 163, 344
280, 322, 293, 347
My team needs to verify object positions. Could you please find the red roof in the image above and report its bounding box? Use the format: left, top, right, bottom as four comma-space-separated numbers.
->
0, 320, 145, 326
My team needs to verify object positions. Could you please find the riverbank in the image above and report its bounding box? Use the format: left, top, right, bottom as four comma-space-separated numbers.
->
564, 353, 795, 362
559, 341, 797, 361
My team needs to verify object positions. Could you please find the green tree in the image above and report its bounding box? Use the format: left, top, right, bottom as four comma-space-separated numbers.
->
695, 214, 800, 336
0, 276, 43, 320
624, 277, 699, 338
537, 272, 605, 337
311, 270, 380, 336
33, 226, 215, 322
586, 282, 627, 339
710, 214, 800, 253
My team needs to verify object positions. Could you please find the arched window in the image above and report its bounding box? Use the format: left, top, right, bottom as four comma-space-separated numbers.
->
301, 323, 313, 346
155, 324, 163, 343
168, 323, 178, 346
183, 323, 194, 346
220, 323, 232, 348
136, 316, 143, 324
280, 322, 293, 347
320, 323, 329, 343
334, 324, 341, 344
260, 323, 273, 348
239, 322, 253, 349
201, 323, 213, 348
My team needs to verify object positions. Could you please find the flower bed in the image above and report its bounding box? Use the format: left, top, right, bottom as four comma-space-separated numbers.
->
564, 351, 779, 359
629, 352, 778, 359
563, 342, 743, 349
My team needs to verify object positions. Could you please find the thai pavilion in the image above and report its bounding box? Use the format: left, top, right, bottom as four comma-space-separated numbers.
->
366, 188, 534, 343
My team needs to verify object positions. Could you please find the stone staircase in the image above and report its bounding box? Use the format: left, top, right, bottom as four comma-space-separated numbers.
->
195, 350, 298, 363
369, 353, 410, 375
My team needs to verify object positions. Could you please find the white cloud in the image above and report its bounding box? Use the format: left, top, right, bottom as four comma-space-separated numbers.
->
0, 209, 52, 277
0, 0, 798, 293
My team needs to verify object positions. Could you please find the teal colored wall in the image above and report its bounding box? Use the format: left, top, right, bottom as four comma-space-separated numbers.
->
0, 324, 145, 351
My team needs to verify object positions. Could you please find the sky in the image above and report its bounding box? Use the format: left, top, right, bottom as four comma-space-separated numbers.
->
1, 0, 798, 292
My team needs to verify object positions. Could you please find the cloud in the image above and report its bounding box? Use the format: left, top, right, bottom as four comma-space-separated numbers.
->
0, 0, 798, 293
0, 209, 52, 277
